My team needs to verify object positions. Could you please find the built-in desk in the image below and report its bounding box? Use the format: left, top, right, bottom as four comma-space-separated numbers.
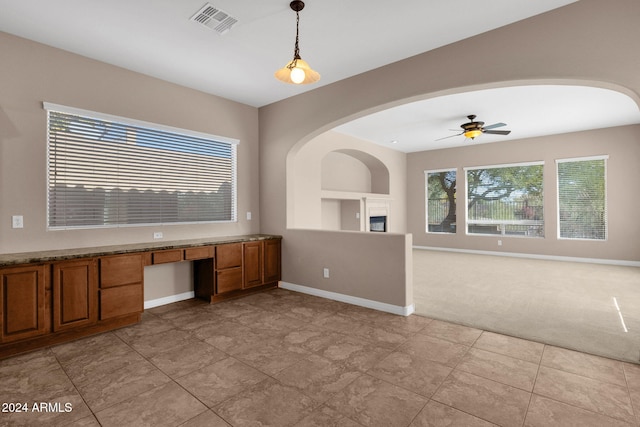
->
0, 234, 281, 359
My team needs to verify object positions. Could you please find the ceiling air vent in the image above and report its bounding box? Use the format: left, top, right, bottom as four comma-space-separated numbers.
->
190, 3, 238, 35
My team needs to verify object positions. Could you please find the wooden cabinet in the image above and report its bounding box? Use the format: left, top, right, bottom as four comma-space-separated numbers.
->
243, 241, 263, 288
98, 254, 143, 320
99, 254, 142, 288
263, 239, 282, 284
0, 236, 280, 358
151, 249, 182, 264
215, 243, 243, 294
216, 243, 242, 269
100, 285, 143, 320
184, 246, 213, 261
52, 259, 98, 332
0, 265, 48, 343
194, 238, 281, 302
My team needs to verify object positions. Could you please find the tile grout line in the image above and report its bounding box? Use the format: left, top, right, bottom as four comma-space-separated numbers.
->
49, 337, 108, 425
521, 343, 545, 427
420, 330, 496, 425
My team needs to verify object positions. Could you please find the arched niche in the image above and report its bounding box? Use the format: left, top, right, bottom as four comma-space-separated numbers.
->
287, 130, 396, 231
321, 149, 390, 194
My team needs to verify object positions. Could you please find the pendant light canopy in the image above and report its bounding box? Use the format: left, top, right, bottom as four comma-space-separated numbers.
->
275, 1, 320, 85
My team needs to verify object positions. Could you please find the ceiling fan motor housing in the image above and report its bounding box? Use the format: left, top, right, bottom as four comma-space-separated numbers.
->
461, 117, 484, 131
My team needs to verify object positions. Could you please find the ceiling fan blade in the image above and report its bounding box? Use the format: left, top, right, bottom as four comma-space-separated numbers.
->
483, 130, 511, 135
483, 122, 507, 130
435, 132, 463, 141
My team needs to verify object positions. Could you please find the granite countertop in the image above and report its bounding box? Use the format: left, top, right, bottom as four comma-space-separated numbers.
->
0, 234, 281, 267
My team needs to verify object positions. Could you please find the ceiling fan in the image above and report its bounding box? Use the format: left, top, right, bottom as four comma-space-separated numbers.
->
437, 115, 511, 141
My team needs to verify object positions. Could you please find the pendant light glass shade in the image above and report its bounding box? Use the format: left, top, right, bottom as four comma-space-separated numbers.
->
275, 58, 320, 85
275, 1, 320, 85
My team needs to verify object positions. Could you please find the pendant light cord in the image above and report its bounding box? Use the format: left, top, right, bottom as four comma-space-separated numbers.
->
288, 10, 301, 69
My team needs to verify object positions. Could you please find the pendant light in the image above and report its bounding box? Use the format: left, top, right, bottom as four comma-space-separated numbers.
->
275, 1, 320, 85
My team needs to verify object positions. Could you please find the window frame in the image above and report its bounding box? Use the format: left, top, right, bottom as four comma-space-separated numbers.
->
555, 155, 608, 241
464, 161, 545, 238
44, 102, 239, 230
424, 168, 457, 234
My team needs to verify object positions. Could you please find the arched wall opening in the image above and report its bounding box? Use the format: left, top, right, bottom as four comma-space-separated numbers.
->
284, 79, 638, 234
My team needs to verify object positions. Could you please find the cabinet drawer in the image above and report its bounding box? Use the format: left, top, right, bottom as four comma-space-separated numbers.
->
100, 254, 143, 288
216, 267, 242, 294
100, 284, 143, 320
152, 249, 182, 264
215, 243, 242, 269
184, 246, 213, 261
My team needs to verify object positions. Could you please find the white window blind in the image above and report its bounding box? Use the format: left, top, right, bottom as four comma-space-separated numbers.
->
557, 156, 607, 240
45, 103, 238, 229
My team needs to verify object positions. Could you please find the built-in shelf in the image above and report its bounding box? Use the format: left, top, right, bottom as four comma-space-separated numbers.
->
320, 190, 391, 201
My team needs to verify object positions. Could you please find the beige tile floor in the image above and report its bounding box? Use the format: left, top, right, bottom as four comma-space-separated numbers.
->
1, 288, 639, 427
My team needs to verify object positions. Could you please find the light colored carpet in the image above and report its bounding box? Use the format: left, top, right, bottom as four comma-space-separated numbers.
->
413, 249, 640, 363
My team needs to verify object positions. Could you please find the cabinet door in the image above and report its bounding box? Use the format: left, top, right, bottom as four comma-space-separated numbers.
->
0, 265, 47, 343
52, 259, 98, 331
263, 239, 282, 284
243, 241, 263, 288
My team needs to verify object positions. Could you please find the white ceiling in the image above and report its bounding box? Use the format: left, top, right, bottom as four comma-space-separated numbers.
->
2, 0, 639, 151
333, 85, 640, 153
0, 0, 577, 107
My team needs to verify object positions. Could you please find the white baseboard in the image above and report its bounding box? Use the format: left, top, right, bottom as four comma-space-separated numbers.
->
279, 281, 414, 317
413, 245, 640, 267
144, 291, 195, 309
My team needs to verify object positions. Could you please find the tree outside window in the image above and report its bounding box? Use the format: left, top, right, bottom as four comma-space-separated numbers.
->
465, 163, 544, 237
426, 170, 456, 233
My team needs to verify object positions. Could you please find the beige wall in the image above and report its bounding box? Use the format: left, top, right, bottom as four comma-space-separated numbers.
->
0, 32, 260, 255
282, 230, 413, 308
408, 125, 640, 261
260, 0, 640, 307
0, 32, 261, 302
321, 152, 372, 193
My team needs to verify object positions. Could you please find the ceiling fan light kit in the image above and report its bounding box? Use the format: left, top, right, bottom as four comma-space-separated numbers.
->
437, 114, 511, 141
275, 0, 320, 85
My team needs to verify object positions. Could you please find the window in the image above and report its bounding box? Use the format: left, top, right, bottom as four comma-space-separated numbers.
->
45, 103, 238, 229
465, 162, 544, 237
557, 156, 607, 240
425, 169, 456, 233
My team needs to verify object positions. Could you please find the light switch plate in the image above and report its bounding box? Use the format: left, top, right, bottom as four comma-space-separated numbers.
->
12, 215, 24, 229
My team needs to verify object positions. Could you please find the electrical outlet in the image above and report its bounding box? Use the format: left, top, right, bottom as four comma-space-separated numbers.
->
323, 268, 330, 279
246, 211, 252, 220
153, 231, 163, 239
12, 215, 24, 229
498, 240, 502, 246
